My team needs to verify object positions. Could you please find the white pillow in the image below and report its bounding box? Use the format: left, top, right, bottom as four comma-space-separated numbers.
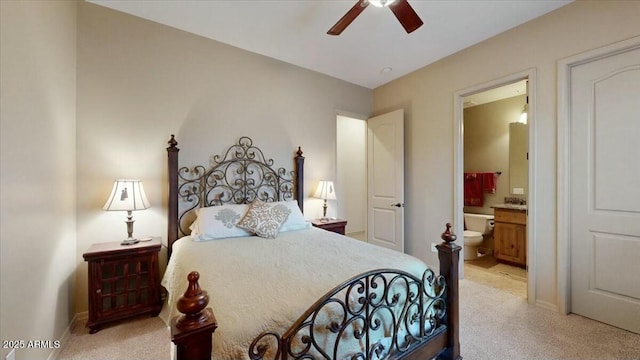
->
189, 203, 253, 241
279, 200, 311, 232
237, 200, 291, 239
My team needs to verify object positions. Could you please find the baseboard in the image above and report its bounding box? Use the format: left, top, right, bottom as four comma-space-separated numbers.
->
49, 312, 87, 360
535, 299, 558, 312
75, 311, 88, 322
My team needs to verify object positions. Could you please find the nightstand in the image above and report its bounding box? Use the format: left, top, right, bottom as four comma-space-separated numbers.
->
311, 219, 348, 235
83, 239, 162, 334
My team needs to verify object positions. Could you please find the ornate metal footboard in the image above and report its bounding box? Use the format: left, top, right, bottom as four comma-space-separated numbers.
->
171, 224, 462, 360
249, 268, 446, 360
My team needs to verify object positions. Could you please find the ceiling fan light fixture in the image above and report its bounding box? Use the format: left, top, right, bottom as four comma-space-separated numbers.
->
368, 0, 396, 8
328, 0, 421, 36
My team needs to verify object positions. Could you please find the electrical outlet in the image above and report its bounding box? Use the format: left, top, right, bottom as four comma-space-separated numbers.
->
431, 242, 438, 253
6, 349, 16, 360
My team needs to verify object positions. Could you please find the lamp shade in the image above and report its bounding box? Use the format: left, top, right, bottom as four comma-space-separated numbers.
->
369, 0, 396, 7
103, 180, 151, 211
313, 180, 336, 200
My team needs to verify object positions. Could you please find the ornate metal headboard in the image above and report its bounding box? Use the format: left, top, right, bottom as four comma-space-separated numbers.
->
166, 135, 304, 257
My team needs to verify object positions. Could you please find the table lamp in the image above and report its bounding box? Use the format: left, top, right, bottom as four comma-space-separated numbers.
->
313, 180, 336, 221
103, 179, 151, 245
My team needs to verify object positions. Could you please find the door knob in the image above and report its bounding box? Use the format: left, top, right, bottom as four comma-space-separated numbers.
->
391, 203, 404, 208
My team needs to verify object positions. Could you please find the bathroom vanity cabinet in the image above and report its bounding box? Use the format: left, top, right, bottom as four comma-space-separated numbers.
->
493, 207, 527, 268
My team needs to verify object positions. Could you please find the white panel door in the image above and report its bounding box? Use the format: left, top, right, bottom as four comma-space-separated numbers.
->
570, 45, 640, 333
367, 109, 404, 252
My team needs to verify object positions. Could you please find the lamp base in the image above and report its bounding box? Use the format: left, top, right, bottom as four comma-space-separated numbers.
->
122, 213, 139, 245
121, 238, 140, 246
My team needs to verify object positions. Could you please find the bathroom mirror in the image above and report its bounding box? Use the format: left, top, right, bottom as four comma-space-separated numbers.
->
509, 122, 528, 195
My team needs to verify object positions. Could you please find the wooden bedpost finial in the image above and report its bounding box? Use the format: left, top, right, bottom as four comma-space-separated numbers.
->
171, 271, 217, 360
168, 134, 178, 149
175, 271, 212, 330
296, 146, 303, 158
441, 222, 457, 243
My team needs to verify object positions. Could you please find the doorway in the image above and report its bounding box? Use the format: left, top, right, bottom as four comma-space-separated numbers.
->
336, 114, 367, 240
336, 110, 406, 252
454, 69, 537, 304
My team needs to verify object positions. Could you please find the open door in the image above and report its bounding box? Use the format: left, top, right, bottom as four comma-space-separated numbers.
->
367, 109, 404, 252
567, 41, 640, 333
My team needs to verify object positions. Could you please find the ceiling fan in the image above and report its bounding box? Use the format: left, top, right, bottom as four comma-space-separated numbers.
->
327, 0, 423, 36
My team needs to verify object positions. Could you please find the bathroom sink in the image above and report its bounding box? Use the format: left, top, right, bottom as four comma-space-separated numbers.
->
492, 203, 527, 211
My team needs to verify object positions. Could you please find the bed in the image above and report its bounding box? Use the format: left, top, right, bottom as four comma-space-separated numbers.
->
163, 135, 461, 360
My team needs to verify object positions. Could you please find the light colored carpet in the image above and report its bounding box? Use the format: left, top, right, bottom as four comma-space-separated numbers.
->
59, 276, 640, 360
58, 315, 170, 360
460, 280, 640, 360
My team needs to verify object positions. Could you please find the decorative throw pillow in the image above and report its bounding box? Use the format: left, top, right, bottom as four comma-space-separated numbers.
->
278, 200, 311, 232
237, 200, 292, 238
189, 204, 253, 241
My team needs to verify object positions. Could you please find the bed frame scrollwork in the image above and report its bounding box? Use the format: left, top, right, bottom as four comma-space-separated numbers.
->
166, 135, 304, 257
249, 267, 448, 360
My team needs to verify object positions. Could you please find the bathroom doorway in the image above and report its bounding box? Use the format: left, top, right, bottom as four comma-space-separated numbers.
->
454, 70, 535, 302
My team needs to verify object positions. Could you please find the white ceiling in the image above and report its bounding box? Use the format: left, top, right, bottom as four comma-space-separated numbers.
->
89, 0, 571, 89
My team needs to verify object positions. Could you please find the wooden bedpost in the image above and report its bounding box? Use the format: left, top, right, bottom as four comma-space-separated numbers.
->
294, 146, 304, 213
437, 223, 462, 360
167, 135, 179, 259
171, 271, 218, 360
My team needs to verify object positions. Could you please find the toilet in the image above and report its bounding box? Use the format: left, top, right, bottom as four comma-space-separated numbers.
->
463, 213, 495, 260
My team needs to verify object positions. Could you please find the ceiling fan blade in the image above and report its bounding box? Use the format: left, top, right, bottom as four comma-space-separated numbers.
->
388, 0, 423, 34
327, 0, 369, 36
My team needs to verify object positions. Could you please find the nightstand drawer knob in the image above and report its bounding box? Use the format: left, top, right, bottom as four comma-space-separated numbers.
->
96, 289, 102, 294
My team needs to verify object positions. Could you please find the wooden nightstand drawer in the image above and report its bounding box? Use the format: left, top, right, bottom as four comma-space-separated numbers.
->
311, 219, 348, 235
83, 240, 162, 333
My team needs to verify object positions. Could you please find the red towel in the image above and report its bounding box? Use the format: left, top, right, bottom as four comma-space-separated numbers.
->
482, 172, 497, 194
464, 172, 498, 206
464, 173, 483, 207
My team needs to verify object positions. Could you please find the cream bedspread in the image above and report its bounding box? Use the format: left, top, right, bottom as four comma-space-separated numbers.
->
161, 227, 431, 360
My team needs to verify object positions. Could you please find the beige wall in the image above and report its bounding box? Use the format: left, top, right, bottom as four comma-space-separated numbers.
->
0, 1, 77, 359
74, 2, 372, 313
372, 1, 640, 309
464, 95, 527, 215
